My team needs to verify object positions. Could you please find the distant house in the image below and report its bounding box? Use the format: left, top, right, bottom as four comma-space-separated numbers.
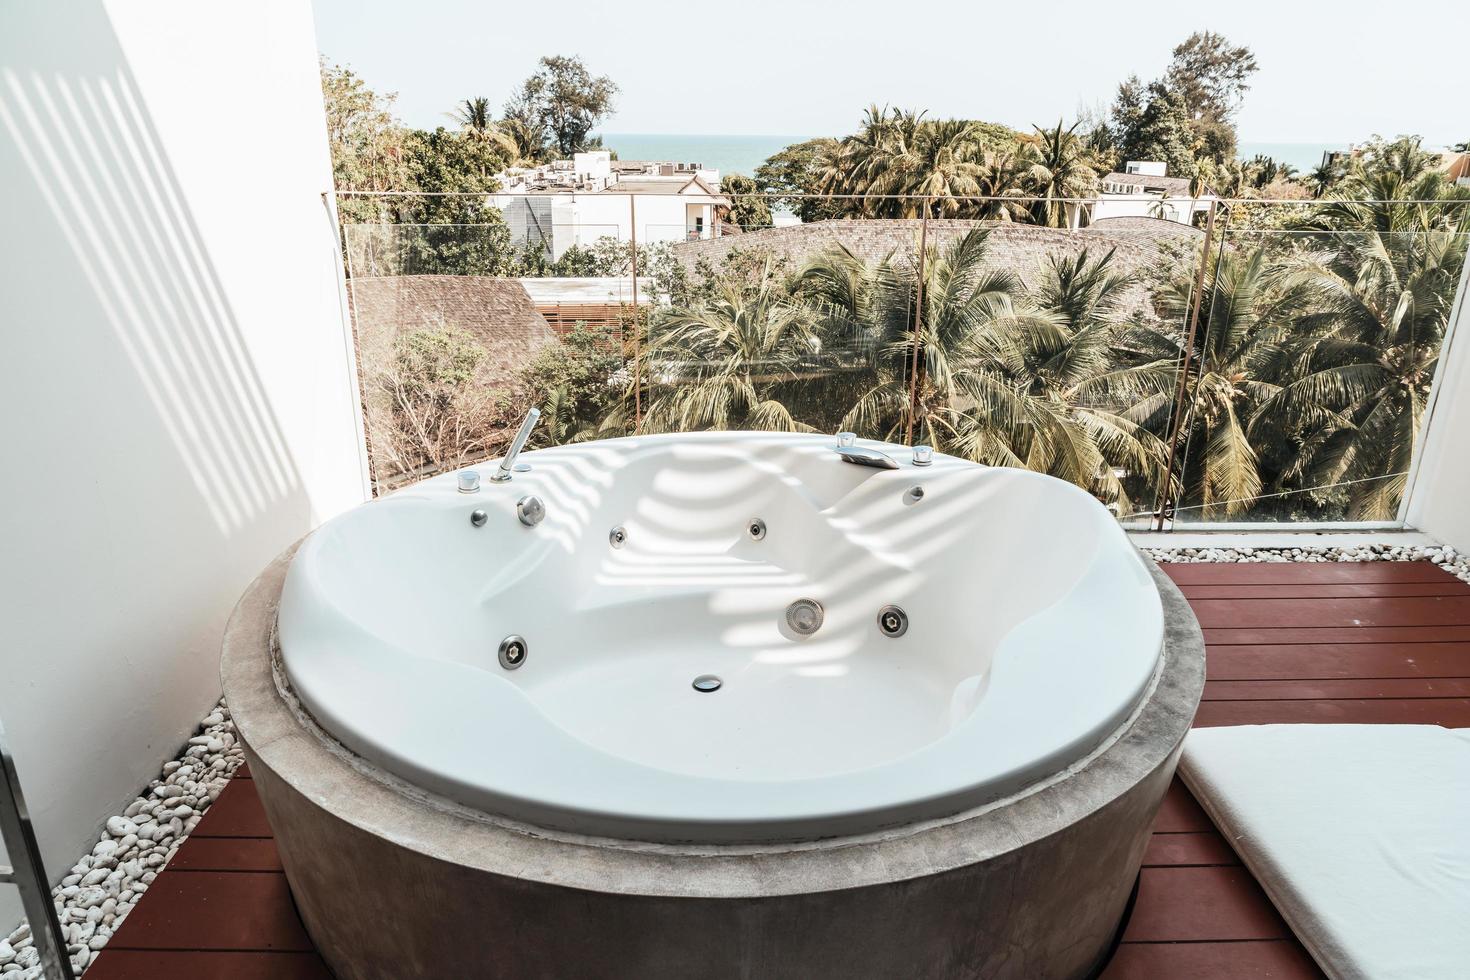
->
491, 151, 728, 260
517, 276, 654, 340
1088, 161, 1214, 226
1439, 151, 1470, 188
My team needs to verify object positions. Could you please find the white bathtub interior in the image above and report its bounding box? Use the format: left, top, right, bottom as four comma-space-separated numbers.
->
278, 433, 1164, 841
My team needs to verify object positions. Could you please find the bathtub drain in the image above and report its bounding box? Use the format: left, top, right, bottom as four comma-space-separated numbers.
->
692, 674, 722, 693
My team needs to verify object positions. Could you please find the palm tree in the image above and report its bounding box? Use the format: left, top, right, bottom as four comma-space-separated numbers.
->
1027, 120, 1098, 228
970, 150, 1035, 221
636, 272, 822, 433
820, 108, 991, 218
794, 230, 1018, 447
1133, 247, 1301, 518
1264, 201, 1469, 518
794, 232, 1168, 507
452, 98, 518, 159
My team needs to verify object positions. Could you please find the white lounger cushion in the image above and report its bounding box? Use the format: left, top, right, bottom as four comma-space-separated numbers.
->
1181, 725, 1470, 980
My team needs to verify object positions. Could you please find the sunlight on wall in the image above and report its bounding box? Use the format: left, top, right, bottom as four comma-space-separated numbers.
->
0, 66, 300, 534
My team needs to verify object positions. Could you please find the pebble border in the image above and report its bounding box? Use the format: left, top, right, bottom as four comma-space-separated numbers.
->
1, 699, 244, 976
4, 542, 1466, 976
1142, 541, 1470, 585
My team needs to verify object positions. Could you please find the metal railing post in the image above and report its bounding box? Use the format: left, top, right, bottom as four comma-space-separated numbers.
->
0, 717, 76, 980
905, 201, 931, 446
1154, 200, 1221, 530
628, 195, 642, 427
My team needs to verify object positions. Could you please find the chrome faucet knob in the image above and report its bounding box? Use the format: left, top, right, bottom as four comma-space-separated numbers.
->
912, 445, 934, 466
837, 431, 857, 447
457, 470, 481, 493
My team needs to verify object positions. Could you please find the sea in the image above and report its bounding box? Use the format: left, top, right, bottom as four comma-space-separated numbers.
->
596, 133, 1345, 179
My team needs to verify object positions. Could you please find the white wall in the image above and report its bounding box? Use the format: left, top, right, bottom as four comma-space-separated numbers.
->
0, 0, 368, 929
1405, 244, 1470, 547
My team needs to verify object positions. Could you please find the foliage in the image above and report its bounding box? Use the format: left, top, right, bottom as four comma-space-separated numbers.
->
754, 138, 845, 222
720, 173, 773, 230
1112, 82, 1198, 179
371, 329, 520, 483
328, 52, 1469, 524
1164, 31, 1259, 124
503, 55, 618, 159
521, 325, 625, 445
320, 60, 414, 220
815, 107, 1036, 218
1028, 120, 1098, 227
452, 97, 523, 164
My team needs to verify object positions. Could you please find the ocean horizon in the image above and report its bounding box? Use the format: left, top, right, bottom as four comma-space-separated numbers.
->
596, 133, 1347, 181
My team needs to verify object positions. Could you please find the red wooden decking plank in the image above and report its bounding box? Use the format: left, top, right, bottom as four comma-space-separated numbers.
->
104, 871, 313, 951
167, 836, 283, 873
1195, 697, 1470, 727
1204, 677, 1470, 700
1205, 642, 1470, 680
1162, 561, 1458, 585
1204, 625, 1470, 645
1181, 582, 1470, 599
1142, 831, 1241, 867
1122, 867, 1293, 942
1102, 940, 1324, 979
86, 950, 331, 980
192, 778, 274, 838
1191, 596, 1470, 629
1153, 780, 1214, 833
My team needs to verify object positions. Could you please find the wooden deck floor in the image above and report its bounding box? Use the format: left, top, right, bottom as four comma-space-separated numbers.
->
86, 560, 1470, 979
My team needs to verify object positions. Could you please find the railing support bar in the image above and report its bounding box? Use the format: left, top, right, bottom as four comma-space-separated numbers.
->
1154, 201, 1220, 530
905, 206, 930, 446
0, 717, 76, 980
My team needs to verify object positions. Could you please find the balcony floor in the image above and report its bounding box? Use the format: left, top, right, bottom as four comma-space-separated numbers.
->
86, 560, 1470, 979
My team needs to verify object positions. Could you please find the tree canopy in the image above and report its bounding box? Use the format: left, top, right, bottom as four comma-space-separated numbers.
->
504, 55, 618, 159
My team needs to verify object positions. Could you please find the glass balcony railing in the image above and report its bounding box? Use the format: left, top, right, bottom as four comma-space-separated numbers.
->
333, 191, 1470, 530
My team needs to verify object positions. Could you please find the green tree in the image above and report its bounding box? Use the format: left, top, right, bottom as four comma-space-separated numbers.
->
720, 174, 773, 231
1115, 83, 1197, 179
398, 128, 516, 275
820, 108, 988, 217
793, 232, 1166, 505
503, 55, 618, 158
754, 138, 843, 221
1028, 120, 1098, 227
638, 272, 820, 433
319, 59, 414, 219
522, 325, 626, 445
452, 96, 523, 166
1141, 248, 1297, 517
1263, 147, 1470, 517
1164, 32, 1259, 125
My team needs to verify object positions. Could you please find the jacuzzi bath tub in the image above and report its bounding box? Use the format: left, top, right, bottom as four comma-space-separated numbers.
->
223, 432, 1205, 980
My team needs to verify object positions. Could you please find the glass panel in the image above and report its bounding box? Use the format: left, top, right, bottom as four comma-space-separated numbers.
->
334, 189, 1469, 527
1167, 200, 1470, 525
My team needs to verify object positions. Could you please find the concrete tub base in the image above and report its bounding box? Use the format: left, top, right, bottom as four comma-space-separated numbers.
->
222, 551, 1204, 980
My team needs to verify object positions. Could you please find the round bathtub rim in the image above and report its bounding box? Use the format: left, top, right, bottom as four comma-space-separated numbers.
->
222, 542, 1205, 900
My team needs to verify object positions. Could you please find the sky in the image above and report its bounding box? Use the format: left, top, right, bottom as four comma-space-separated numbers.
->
312, 0, 1463, 147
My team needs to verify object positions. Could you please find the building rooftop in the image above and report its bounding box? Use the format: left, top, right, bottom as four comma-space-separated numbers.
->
347, 275, 556, 383
1101, 171, 1197, 195
517, 276, 654, 305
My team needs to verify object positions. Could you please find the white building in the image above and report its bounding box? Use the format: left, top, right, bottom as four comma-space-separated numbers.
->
491, 151, 728, 260
1088, 161, 1215, 226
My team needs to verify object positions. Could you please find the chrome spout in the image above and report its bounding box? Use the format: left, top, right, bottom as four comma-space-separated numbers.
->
834, 445, 900, 470
490, 408, 541, 483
